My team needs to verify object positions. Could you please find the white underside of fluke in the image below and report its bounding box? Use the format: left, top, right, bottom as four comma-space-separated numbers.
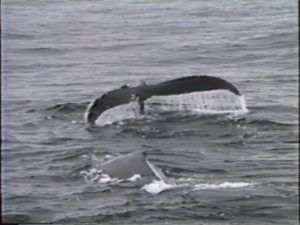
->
146, 90, 248, 113
94, 101, 140, 126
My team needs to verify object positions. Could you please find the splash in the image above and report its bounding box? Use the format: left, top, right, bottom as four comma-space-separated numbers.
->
193, 181, 252, 190
80, 167, 252, 194
141, 179, 176, 194
128, 174, 142, 182
79, 155, 252, 195
80, 168, 130, 184
79, 153, 173, 194
80, 166, 175, 194
141, 180, 252, 195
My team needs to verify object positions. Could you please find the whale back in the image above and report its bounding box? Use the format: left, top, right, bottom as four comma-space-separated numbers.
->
100, 151, 156, 179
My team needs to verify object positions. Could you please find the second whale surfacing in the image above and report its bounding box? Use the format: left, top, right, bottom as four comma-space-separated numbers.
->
85, 76, 243, 125
99, 151, 166, 181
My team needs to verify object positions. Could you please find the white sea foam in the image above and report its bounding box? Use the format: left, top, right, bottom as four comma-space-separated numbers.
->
81, 168, 175, 194
193, 182, 252, 190
98, 174, 120, 184
141, 179, 176, 194
81, 166, 252, 195
140, 178, 252, 195
80, 168, 102, 183
127, 174, 142, 182
80, 168, 122, 184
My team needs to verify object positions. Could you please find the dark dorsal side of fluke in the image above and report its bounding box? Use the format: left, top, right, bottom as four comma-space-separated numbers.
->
145, 76, 240, 96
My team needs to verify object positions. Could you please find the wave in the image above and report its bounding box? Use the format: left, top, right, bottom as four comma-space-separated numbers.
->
16, 47, 67, 55
46, 102, 89, 113
193, 182, 252, 190
2, 32, 35, 40
229, 116, 298, 127
2, 213, 33, 223
246, 119, 297, 127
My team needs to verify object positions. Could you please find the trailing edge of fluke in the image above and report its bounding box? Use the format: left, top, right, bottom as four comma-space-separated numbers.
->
85, 76, 241, 125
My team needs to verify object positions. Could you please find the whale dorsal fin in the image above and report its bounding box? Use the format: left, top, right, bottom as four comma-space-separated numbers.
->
139, 80, 147, 87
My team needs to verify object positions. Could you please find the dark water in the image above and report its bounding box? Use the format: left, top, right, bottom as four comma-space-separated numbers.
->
2, 0, 298, 224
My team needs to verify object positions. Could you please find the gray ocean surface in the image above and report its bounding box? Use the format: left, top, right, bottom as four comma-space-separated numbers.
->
2, 0, 299, 224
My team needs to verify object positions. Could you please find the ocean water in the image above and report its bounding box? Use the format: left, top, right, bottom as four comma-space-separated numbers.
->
2, 0, 298, 224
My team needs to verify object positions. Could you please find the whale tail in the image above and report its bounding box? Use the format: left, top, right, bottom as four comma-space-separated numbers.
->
85, 76, 243, 125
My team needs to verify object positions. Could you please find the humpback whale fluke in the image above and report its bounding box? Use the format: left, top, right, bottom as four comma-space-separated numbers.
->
100, 151, 165, 181
85, 76, 242, 125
